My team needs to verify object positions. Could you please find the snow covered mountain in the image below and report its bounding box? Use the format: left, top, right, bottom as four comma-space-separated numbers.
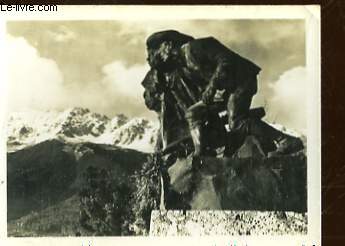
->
7, 107, 159, 153
7, 107, 305, 153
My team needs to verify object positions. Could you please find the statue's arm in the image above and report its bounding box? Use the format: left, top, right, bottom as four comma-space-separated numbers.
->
142, 69, 164, 112
143, 89, 161, 113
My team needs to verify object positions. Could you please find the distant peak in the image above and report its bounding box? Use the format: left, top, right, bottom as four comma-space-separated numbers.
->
65, 107, 90, 116
7, 107, 158, 153
114, 113, 128, 122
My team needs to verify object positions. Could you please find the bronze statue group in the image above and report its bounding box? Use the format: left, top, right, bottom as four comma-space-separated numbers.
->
141, 30, 304, 160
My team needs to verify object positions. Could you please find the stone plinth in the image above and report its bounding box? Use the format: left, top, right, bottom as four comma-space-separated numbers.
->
149, 210, 307, 236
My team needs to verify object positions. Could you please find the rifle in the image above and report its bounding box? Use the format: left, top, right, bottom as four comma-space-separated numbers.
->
159, 135, 191, 156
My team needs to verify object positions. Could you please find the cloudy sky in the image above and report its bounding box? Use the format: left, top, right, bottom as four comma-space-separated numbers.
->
6, 20, 306, 132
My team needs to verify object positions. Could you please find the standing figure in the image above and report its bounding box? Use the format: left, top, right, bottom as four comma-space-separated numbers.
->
142, 68, 191, 152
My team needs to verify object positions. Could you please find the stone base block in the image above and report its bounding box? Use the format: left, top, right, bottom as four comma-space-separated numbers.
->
150, 210, 307, 236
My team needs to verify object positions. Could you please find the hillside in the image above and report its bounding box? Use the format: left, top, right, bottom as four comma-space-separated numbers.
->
7, 139, 148, 223
8, 195, 81, 237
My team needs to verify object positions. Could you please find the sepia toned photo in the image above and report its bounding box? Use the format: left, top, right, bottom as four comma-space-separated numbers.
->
0, 5, 320, 245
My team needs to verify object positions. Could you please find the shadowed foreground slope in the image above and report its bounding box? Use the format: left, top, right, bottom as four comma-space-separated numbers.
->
7, 139, 147, 236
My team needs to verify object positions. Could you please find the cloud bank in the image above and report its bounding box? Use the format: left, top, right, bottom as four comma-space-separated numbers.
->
7, 35, 153, 119
267, 66, 307, 132
7, 36, 65, 112
6, 20, 307, 132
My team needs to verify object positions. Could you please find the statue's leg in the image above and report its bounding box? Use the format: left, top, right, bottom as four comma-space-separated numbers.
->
225, 90, 253, 156
226, 89, 303, 157
227, 90, 252, 132
185, 101, 208, 156
247, 118, 304, 156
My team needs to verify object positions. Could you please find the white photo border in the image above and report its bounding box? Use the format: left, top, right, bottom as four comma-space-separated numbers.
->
0, 5, 321, 246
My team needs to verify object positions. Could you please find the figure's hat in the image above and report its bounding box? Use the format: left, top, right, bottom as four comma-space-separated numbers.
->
146, 30, 194, 49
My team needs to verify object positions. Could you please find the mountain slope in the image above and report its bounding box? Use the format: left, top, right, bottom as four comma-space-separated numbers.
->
7, 139, 148, 221
8, 194, 81, 237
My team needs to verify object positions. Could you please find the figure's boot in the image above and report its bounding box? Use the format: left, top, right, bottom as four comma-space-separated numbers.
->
247, 119, 304, 157
268, 136, 304, 157
189, 124, 204, 156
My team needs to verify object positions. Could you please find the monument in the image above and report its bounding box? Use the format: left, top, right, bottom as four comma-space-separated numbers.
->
141, 30, 307, 235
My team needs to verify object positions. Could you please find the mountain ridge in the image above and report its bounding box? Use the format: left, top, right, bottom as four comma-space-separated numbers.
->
7, 107, 305, 154
7, 107, 159, 153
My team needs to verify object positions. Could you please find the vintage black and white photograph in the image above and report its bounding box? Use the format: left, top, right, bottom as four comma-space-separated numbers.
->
0, 5, 320, 243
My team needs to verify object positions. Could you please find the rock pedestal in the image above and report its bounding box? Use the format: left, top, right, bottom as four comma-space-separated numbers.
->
149, 210, 307, 236
152, 136, 307, 235
163, 137, 306, 211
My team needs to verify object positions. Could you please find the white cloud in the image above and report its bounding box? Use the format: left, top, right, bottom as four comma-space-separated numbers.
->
7, 35, 154, 119
102, 61, 149, 100
47, 25, 76, 43
7, 35, 66, 112
98, 61, 155, 118
267, 66, 307, 133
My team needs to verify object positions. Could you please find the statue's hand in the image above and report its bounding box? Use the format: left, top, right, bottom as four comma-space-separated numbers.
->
202, 85, 216, 105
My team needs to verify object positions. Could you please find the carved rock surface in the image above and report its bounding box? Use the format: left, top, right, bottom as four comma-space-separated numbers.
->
164, 136, 307, 212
